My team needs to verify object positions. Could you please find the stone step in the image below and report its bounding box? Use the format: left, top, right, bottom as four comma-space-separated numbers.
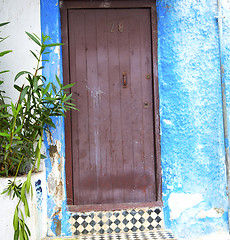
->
43, 229, 176, 240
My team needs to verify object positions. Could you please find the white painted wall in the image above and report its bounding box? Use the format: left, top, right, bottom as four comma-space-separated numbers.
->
0, 172, 47, 240
0, 1, 46, 240
0, 0, 41, 103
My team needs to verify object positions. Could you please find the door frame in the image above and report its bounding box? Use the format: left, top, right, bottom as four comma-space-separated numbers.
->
60, 0, 162, 211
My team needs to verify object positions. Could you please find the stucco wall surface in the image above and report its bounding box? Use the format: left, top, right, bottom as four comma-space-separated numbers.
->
0, 0, 41, 103
1, 0, 230, 239
0, 172, 47, 240
40, 0, 71, 237
157, 0, 229, 239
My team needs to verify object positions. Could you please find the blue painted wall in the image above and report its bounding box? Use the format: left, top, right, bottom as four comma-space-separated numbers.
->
40, 0, 230, 239
157, 0, 229, 238
40, 0, 71, 237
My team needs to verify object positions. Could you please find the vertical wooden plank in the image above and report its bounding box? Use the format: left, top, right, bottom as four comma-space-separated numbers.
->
95, 10, 112, 203
127, 9, 146, 202
84, 9, 101, 204
68, 10, 91, 205
107, 10, 124, 203
139, 9, 156, 201
117, 10, 134, 203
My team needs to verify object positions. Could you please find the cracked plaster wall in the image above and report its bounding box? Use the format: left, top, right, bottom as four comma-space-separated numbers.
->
157, 0, 230, 239
41, 0, 71, 237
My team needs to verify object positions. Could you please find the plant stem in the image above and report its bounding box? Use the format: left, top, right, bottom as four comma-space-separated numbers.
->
13, 155, 24, 184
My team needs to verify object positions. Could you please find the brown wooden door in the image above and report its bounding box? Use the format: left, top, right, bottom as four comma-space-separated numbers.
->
68, 8, 156, 206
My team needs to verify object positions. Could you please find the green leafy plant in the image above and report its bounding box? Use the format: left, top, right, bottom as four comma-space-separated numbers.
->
0, 23, 76, 240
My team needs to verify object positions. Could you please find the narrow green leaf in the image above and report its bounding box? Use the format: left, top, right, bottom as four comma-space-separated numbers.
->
25, 223, 31, 236
25, 32, 41, 46
0, 35, 9, 43
13, 208, 19, 231
26, 170, 32, 193
51, 83, 57, 94
0, 22, 10, 27
16, 103, 22, 115
21, 182, 26, 204
1, 188, 9, 195
32, 33, 41, 41
14, 125, 23, 135
11, 102, 16, 116
6, 143, 11, 150
14, 84, 22, 92
61, 83, 75, 90
30, 184, 33, 199
65, 102, 76, 106
0, 50, 12, 57
0, 114, 11, 118
19, 86, 29, 102
0, 70, 10, 74
64, 93, 73, 102
37, 152, 41, 170
37, 66, 44, 70
24, 229, 29, 240
19, 228, 24, 240
19, 210, 25, 222
38, 136, 42, 149
44, 43, 63, 47
44, 97, 56, 101
14, 229, 19, 240
55, 75, 62, 87
11, 141, 23, 146
30, 50, 38, 60
34, 76, 38, 90
0, 132, 10, 137
24, 198, 30, 217
14, 71, 31, 82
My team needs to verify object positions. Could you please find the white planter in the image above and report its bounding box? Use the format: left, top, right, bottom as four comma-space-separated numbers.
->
0, 171, 47, 240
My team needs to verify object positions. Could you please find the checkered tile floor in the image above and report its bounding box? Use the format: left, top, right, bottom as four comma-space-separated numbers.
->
77, 230, 176, 240
70, 208, 164, 235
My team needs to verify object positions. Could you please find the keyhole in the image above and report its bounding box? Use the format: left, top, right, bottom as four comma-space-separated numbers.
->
144, 102, 150, 108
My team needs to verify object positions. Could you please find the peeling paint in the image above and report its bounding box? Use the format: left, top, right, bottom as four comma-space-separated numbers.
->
197, 208, 225, 219
47, 130, 65, 219
157, 0, 229, 238
163, 119, 173, 125
35, 179, 43, 210
168, 193, 203, 219
54, 46, 61, 60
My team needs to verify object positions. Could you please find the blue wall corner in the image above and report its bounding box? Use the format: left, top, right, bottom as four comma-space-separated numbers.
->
40, 0, 71, 236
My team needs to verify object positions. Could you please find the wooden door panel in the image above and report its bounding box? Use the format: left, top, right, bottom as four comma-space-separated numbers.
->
118, 10, 134, 203
95, 10, 112, 204
68, 9, 155, 206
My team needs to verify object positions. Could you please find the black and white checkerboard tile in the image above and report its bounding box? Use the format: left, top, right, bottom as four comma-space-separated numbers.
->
76, 230, 176, 240
70, 208, 164, 236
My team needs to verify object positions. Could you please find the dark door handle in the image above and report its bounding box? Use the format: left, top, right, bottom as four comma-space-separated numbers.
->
123, 72, 127, 88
